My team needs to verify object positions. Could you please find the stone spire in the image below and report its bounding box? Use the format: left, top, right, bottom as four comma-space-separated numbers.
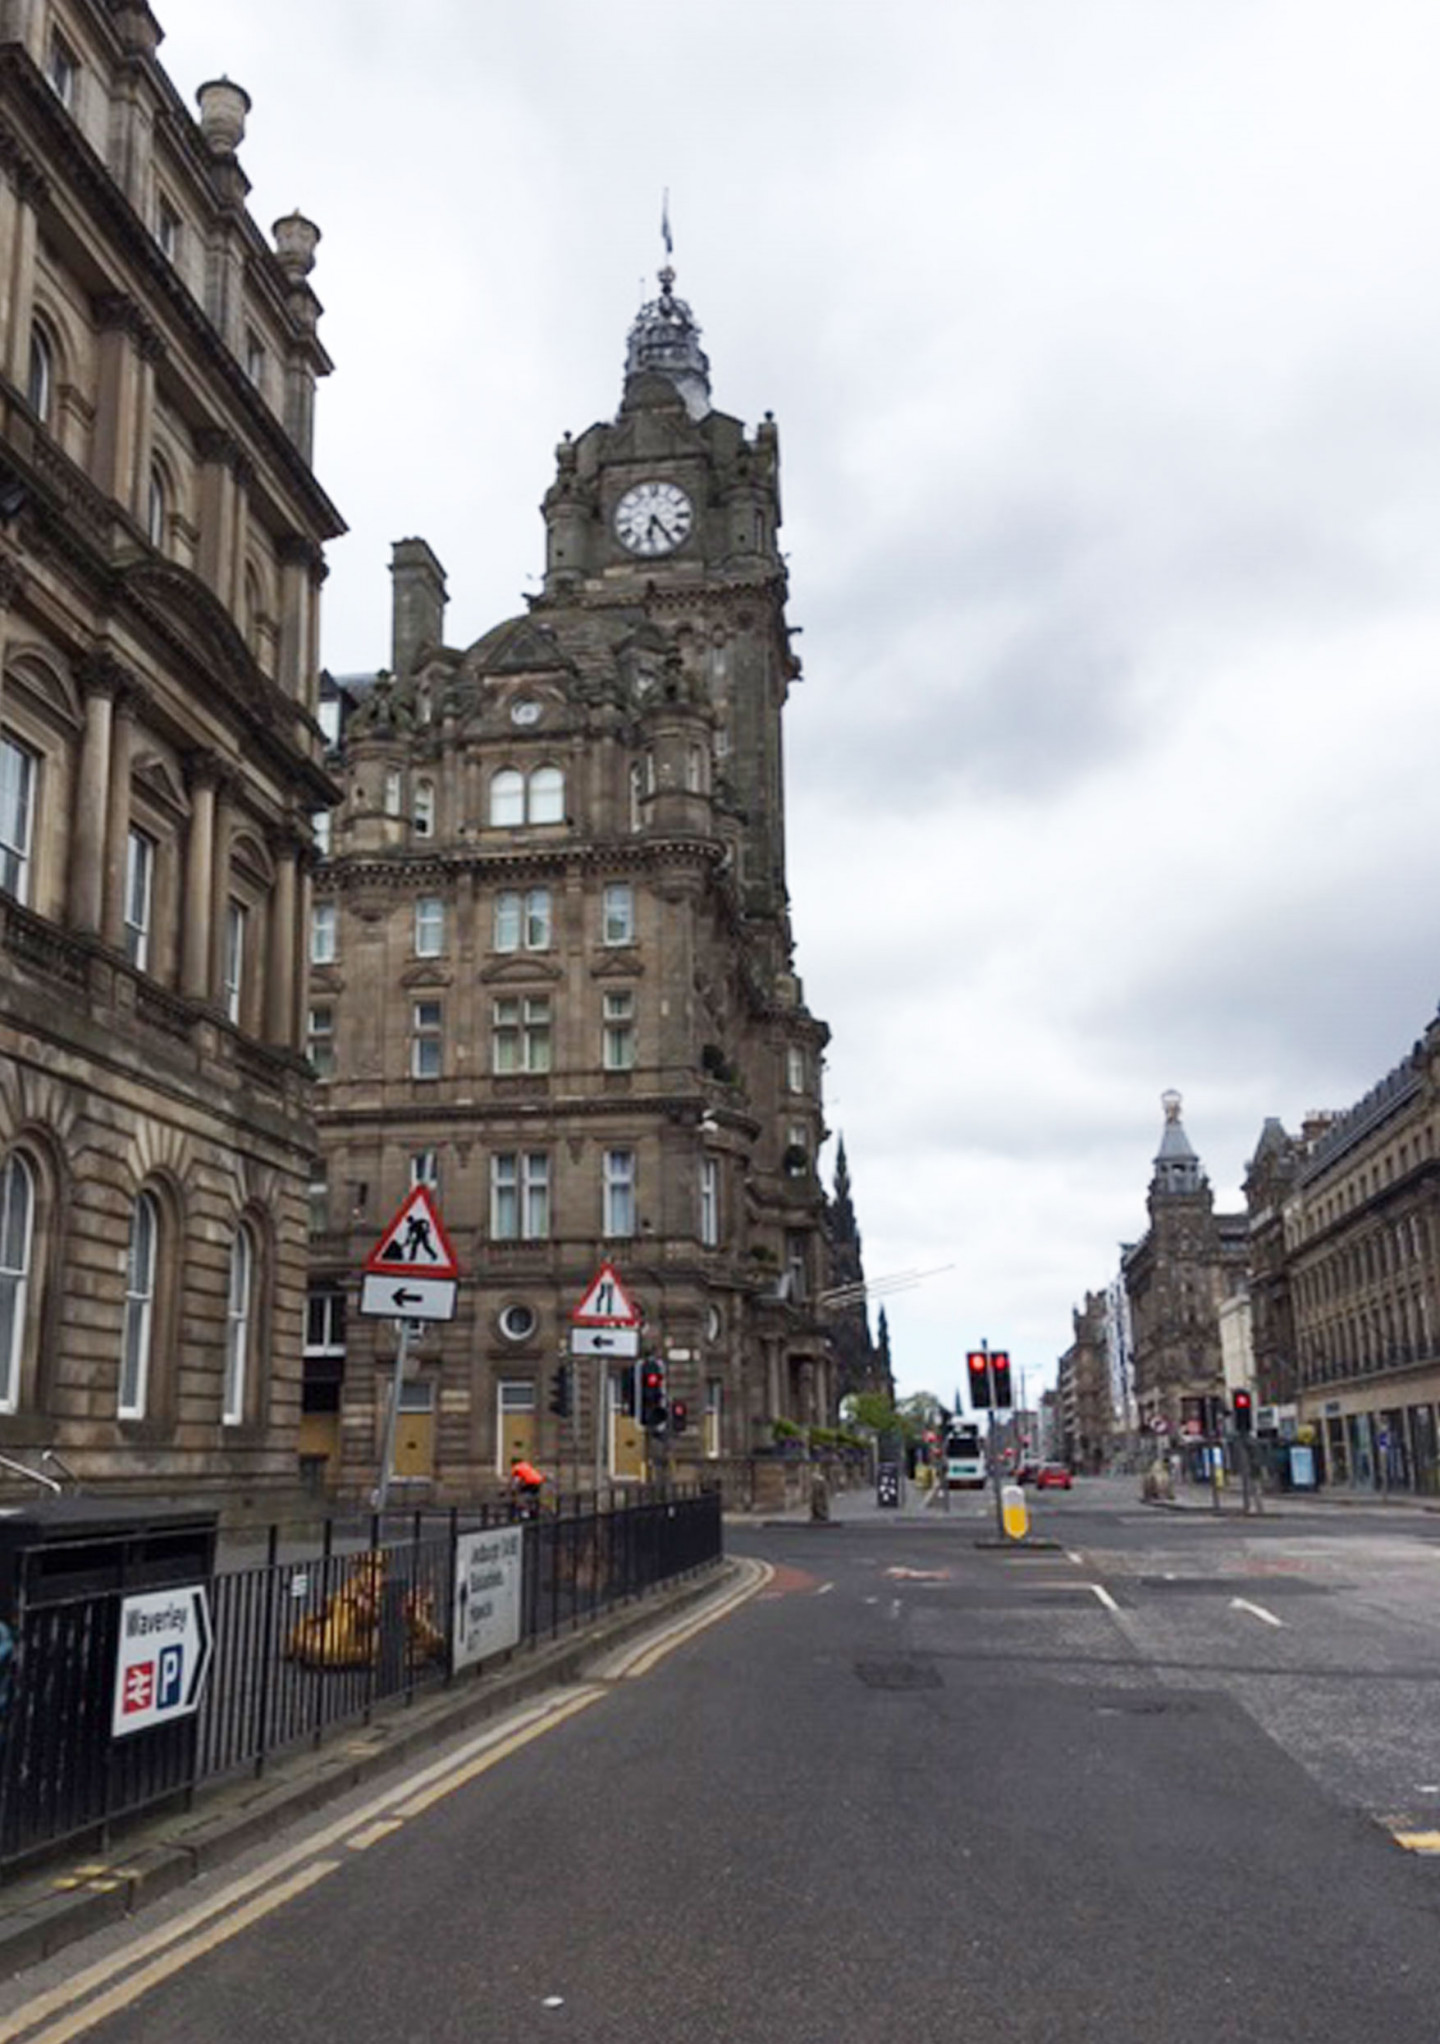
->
1151, 1089, 1204, 1197
623, 261, 712, 420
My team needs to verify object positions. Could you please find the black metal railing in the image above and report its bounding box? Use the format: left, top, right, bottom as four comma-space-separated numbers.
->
0, 1486, 720, 1873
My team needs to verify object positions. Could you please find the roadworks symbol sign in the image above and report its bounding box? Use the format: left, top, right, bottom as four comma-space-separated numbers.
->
364, 1185, 460, 1280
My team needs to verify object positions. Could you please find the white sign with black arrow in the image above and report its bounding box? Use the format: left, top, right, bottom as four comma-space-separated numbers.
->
359, 1185, 459, 1324
570, 1324, 640, 1358
359, 1274, 457, 1322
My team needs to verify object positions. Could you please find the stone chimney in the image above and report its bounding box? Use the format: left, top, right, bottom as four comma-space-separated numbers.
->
390, 538, 447, 678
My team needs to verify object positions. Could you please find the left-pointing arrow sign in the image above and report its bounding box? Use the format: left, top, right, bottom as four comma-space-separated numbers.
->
360, 1275, 457, 1322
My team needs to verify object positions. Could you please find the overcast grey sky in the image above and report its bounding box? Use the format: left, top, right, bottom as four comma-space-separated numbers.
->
164, 0, 1440, 1404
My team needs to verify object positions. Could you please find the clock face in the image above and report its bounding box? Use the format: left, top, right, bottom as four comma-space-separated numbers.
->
614, 480, 693, 557
510, 699, 541, 726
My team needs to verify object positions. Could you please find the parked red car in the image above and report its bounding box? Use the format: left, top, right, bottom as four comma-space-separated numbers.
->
1035, 1463, 1073, 1490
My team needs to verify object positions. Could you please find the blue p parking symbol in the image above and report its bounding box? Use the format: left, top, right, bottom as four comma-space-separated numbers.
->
157, 1643, 183, 1711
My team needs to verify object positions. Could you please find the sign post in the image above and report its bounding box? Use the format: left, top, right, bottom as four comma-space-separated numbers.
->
570, 1261, 641, 1491
359, 1186, 461, 1509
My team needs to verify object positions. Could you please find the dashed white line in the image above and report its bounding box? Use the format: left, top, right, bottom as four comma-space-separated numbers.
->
1088, 1584, 1120, 1613
816, 1582, 834, 1596
1067, 1551, 1085, 1567
1230, 1596, 1284, 1628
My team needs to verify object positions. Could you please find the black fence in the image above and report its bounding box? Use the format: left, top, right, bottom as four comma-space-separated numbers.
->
0, 1486, 721, 1873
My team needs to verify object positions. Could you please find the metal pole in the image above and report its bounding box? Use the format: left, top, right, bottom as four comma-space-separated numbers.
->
373, 1318, 412, 1511
986, 1341, 1006, 1539
594, 1357, 607, 1498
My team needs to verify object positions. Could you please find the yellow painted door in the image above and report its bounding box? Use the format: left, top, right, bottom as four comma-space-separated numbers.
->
394, 1384, 435, 1480
502, 1410, 537, 1472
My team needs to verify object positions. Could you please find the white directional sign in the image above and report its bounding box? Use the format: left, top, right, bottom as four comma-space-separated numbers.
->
570, 1324, 640, 1359
360, 1274, 458, 1322
452, 1526, 524, 1672
112, 1584, 213, 1738
571, 1260, 640, 1328
361, 1185, 460, 1321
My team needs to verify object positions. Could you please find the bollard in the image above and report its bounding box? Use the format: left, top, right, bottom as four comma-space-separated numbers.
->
1001, 1482, 1028, 1541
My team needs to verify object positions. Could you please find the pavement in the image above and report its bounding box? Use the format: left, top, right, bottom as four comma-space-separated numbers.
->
0, 1559, 735, 1980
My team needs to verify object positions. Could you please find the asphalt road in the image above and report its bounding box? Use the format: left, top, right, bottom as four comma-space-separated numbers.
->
6, 1480, 1440, 2043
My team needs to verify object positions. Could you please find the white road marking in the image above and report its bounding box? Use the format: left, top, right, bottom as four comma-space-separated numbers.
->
816, 1582, 834, 1595
1067, 1551, 1085, 1566
1088, 1584, 1120, 1613
1230, 1597, 1284, 1628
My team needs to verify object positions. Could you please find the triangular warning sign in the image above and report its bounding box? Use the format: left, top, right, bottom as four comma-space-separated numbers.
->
571, 1261, 640, 1327
365, 1185, 460, 1280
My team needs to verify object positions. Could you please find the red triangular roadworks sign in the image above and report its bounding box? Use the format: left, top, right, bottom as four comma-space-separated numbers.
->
571, 1261, 641, 1327
364, 1185, 460, 1280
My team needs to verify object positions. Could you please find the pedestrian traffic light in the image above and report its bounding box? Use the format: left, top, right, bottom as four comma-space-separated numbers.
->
991, 1351, 1013, 1409
1233, 1389, 1253, 1435
671, 1399, 689, 1436
967, 1351, 991, 1409
548, 1364, 572, 1419
639, 1360, 667, 1431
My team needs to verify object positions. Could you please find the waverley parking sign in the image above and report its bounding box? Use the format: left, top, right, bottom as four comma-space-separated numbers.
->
111, 1583, 214, 1738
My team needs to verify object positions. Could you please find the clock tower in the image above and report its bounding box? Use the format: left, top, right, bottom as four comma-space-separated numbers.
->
539, 263, 795, 939
310, 258, 832, 1498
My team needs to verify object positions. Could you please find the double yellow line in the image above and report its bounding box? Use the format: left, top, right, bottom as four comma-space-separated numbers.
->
0, 1559, 772, 2044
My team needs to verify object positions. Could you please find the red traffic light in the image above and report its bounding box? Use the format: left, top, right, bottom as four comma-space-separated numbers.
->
967, 1352, 987, 1374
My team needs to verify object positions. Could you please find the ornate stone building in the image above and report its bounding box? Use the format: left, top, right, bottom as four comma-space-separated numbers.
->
305, 264, 832, 1496
1277, 1025, 1440, 1493
0, 2, 339, 1496
1121, 1093, 1248, 1435
1055, 1289, 1111, 1471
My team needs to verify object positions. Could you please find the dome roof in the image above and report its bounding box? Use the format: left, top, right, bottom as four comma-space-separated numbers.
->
624, 265, 712, 419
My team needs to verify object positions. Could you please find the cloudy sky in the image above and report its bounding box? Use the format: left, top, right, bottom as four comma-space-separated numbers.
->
167, 0, 1440, 1406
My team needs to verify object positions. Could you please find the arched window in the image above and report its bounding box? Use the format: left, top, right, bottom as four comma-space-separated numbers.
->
147, 463, 167, 550
223, 1225, 253, 1425
527, 766, 564, 823
489, 769, 524, 827
120, 1191, 158, 1418
26, 325, 53, 425
0, 1152, 35, 1413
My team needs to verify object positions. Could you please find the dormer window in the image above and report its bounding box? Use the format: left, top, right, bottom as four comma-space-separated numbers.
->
46, 31, 77, 109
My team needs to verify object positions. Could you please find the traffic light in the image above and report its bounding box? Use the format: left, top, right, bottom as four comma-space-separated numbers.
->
967, 1351, 991, 1409
991, 1351, 1013, 1409
548, 1364, 572, 1419
1233, 1389, 1253, 1435
671, 1399, 689, 1436
639, 1360, 667, 1431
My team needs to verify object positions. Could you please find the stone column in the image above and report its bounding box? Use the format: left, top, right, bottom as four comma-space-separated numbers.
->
0, 555, 26, 733
181, 755, 218, 998
101, 686, 141, 950
293, 853, 314, 1048
195, 431, 238, 608
69, 658, 123, 933
265, 830, 299, 1047
2, 162, 47, 394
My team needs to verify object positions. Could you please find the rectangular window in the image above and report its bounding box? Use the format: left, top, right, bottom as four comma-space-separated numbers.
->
603, 1149, 636, 1238
311, 808, 332, 857
491, 1152, 549, 1240
700, 1156, 720, 1248
603, 883, 635, 945
0, 734, 36, 904
305, 1288, 346, 1354
603, 989, 636, 1071
123, 828, 154, 971
244, 328, 266, 389
412, 1000, 443, 1079
307, 1175, 329, 1236
414, 895, 444, 956
384, 768, 403, 817
492, 996, 551, 1074
310, 900, 337, 964
156, 196, 180, 261
223, 901, 247, 1024
410, 1149, 440, 1190
307, 1003, 335, 1079
223, 1230, 252, 1426
786, 1046, 806, 1094
413, 779, 435, 837
705, 1377, 722, 1459
494, 891, 521, 951
785, 1231, 809, 1302
46, 32, 77, 108
525, 888, 552, 949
